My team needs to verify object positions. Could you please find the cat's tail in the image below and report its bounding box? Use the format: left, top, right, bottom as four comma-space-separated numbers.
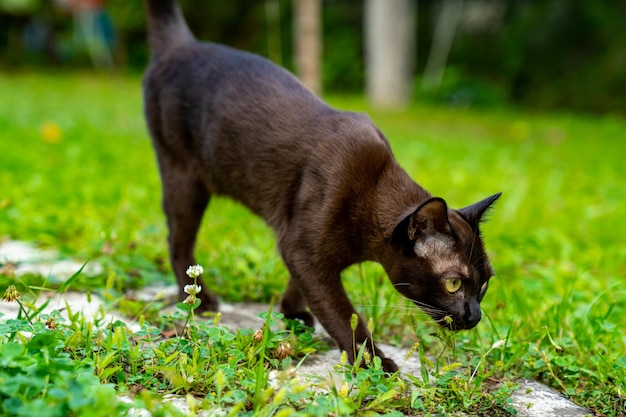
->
144, 0, 195, 57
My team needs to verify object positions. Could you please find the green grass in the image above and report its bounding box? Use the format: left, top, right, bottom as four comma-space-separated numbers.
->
1, 72, 625, 415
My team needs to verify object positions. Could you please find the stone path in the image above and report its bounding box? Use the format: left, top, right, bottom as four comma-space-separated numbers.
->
0, 240, 592, 416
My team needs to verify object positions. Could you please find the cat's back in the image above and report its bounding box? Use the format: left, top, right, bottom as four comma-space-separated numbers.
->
143, 41, 337, 167
143, 39, 394, 230
144, 41, 326, 127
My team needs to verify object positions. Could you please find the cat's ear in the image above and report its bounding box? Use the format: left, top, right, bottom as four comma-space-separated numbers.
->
407, 197, 451, 240
458, 192, 502, 231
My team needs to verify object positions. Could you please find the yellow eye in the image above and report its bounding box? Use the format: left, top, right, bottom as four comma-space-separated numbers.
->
445, 278, 462, 294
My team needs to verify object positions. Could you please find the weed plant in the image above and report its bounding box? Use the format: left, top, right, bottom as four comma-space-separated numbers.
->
1, 73, 625, 415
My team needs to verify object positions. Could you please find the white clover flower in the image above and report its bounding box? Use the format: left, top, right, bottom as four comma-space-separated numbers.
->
184, 284, 202, 295
185, 264, 204, 278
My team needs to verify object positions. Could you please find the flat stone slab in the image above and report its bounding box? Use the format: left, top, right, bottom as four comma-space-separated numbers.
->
0, 239, 102, 280
511, 379, 591, 417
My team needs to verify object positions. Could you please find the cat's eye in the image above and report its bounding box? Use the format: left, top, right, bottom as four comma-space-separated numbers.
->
445, 278, 462, 294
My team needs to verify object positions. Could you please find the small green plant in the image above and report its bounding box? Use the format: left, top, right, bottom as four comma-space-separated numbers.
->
1, 267, 335, 416
0, 276, 527, 416
331, 321, 410, 416
0, 285, 130, 416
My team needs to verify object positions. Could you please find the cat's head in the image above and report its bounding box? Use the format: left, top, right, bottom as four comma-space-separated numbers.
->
386, 193, 501, 330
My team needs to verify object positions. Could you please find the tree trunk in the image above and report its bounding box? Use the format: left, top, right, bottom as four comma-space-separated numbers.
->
365, 0, 415, 108
293, 0, 322, 95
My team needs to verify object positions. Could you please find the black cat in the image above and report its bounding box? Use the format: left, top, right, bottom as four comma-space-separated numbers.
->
143, 0, 501, 372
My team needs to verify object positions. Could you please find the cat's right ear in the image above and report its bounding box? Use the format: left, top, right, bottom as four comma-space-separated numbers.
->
458, 192, 502, 231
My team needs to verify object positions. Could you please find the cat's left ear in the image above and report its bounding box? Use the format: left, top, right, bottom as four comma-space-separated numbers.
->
390, 197, 452, 246
458, 192, 502, 231
407, 197, 452, 240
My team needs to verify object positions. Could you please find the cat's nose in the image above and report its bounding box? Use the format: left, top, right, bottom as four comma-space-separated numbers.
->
463, 303, 482, 328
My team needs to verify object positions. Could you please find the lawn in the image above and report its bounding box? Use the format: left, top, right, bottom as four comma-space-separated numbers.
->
0, 72, 625, 416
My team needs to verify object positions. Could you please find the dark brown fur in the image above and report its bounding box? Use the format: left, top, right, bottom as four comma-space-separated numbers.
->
143, 0, 500, 372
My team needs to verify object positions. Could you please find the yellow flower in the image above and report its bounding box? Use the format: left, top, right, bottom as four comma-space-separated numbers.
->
41, 121, 62, 144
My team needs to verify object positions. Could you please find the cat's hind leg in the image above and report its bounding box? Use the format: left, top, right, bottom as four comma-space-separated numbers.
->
160, 162, 218, 311
280, 276, 315, 327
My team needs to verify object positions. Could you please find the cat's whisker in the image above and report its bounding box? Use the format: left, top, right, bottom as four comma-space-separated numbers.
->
405, 300, 448, 316
390, 283, 448, 312
359, 298, 447, 316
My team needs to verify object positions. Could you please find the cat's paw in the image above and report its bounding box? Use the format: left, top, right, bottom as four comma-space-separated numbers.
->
194, 290, 219, 312
283, 311, 316, 328
381, 357, 399, 374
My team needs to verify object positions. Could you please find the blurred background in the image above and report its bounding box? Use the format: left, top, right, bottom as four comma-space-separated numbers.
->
1, 0, 624, 115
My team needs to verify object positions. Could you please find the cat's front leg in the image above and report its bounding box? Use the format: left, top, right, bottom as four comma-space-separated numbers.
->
281, 257, 399, 373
